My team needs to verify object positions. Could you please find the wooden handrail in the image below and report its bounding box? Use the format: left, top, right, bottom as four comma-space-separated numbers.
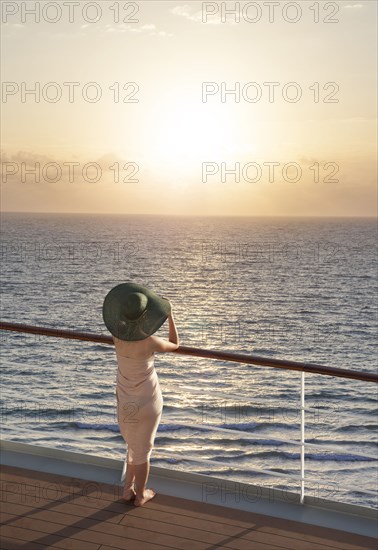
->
1, 321, 377, 383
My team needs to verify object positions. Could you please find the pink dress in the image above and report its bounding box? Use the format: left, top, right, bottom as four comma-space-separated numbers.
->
115, 350, 163, 465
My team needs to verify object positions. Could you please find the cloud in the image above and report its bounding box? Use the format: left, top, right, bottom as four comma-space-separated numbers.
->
1, 150, 56, 166
79, 22, 172, 37
170, 4, 228, 25
0, 149, 131, 186
106, 22, 172, 37
2, 22, 25, 32
170, 5, 194, 18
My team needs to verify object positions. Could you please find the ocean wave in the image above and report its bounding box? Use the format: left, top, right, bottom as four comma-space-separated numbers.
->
78, 391, 113, 399
155, 435, 293, 447
157, 423, 214, 433
74, 422, 120, 432
218, 422, 256, 431
219, 421, 298, 432
196, 404, 299, 416
69, 422, 213, 434
155, 447, 377, 465
2, 407, 79, 419
215, 437, 292, 447
66, 420, 301, 436
212, 450, 377, 462
307, 438, 378, 448
83, 344, 110, 352
335, 424, 378, 433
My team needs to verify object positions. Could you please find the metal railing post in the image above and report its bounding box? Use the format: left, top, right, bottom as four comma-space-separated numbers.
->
300, 371, 305, 504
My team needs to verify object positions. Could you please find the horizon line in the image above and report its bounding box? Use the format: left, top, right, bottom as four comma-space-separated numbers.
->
1, 210, 377, 219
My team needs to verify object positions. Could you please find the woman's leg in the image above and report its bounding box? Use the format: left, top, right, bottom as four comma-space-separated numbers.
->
118, 397, 163, 506
122, 461, 136, 500
134, 461, 156, 506
134, 460, 148, 493
125, 462, 135, 486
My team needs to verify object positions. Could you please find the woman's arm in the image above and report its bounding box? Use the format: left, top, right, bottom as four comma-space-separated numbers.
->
168, 311, 179, 346
150, 311, 180, 353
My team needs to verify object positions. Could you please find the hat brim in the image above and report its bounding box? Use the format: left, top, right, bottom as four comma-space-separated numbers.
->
102, 282, 171, 341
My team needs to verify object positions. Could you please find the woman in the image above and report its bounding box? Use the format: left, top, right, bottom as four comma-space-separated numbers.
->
102, 282, 179, 506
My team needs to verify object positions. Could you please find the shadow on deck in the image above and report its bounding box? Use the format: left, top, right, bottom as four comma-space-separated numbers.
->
0, 465, 376, 550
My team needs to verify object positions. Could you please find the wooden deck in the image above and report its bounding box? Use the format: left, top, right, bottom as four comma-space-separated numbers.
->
0, 465, 376, 550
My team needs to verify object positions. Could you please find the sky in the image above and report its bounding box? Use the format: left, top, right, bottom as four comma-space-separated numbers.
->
1, 0, 377, 216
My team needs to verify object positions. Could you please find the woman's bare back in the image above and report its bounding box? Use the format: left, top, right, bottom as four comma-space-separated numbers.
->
113, 335, 155, 360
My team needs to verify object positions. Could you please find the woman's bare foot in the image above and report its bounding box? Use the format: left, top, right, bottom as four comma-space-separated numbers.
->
122, 486, 136, 502
134, 488, 156, 507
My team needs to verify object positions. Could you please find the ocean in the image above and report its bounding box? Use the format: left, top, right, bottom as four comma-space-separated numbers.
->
1, 212, 377, 508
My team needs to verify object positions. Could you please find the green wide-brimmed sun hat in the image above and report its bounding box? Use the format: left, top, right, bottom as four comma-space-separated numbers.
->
102, 282, 171, 341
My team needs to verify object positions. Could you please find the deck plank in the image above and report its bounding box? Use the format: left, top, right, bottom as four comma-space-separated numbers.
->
0, 525, 100, 549
0, 465, 376, 550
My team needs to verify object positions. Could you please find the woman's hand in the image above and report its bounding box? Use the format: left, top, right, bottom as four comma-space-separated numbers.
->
161, 295, 171, 306
161, 296, 173, 317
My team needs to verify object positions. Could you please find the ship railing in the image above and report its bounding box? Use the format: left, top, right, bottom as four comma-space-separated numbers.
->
1, 321, 377, 506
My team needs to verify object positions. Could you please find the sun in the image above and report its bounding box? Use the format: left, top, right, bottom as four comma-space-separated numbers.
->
146, 96, 240, 174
